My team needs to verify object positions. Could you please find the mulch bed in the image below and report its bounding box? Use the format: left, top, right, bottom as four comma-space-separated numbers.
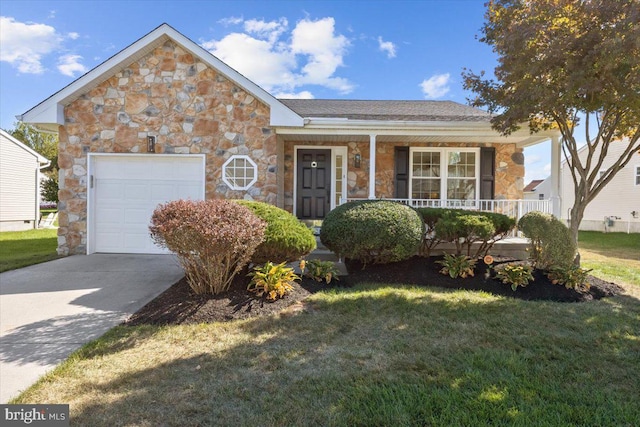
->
126, 256, 624, 326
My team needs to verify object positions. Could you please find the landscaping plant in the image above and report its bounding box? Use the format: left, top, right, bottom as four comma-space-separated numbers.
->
436, 253, 477, 279
496, 264, 534, 291
149, 199, 266, 295
247, 261, 299, 301
301, 259, 340, 284
320, 200, 423, 265
546, 265, 591, 291
416, 208, 515, 257
518, 211, 576, 269
236, 201, 316, 264
435, 212, 496, 257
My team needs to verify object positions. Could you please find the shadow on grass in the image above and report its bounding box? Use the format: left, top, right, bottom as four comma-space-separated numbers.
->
14, 284, 640, 425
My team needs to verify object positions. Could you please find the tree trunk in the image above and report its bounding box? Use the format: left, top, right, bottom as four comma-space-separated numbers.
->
569, 202, 585, 266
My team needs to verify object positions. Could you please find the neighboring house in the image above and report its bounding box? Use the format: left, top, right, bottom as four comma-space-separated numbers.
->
0, 129, 50, 231
523, 179, 546, 200
18, 23, 560, 255
536, 139, 640, 233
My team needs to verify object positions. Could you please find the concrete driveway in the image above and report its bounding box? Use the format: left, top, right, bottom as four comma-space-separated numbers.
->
0, 254, 183, 403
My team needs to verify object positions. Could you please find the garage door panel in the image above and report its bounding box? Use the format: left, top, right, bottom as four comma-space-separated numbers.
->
92, 156, 204, 254
124, 183, 151, 201
97, 181, 124, 200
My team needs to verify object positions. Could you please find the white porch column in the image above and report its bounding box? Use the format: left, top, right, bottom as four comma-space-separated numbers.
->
550, 135, 562, 218
369, 134, 376, 199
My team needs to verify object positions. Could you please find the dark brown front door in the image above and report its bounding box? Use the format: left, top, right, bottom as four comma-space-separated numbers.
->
296, 149, 331, 219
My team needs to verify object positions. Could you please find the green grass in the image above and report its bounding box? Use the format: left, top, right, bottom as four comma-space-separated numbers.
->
13, 283, 640, 426
0, 228, 60, 272
579, 231, 640, 286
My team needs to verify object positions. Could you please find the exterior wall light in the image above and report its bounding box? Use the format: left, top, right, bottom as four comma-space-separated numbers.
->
147, 136, 156, 153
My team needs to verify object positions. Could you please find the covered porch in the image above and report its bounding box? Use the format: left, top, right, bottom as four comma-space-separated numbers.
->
275, 117, 562, 224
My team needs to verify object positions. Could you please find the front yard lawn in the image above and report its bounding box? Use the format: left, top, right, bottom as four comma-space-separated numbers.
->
579, 231, 640, 286
13, 283, 640, 425
0, 228, 59, 272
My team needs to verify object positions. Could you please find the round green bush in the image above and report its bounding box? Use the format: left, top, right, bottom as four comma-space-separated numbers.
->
320, 200, 424, 265
236, 201, 316, 264
518, 211, 576, 269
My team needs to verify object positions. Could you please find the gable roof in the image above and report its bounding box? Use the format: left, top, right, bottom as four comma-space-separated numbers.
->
523, 179, 544, 192
0, 129, 49, 164
279, 99, 492, 122
17, 23, 303, 131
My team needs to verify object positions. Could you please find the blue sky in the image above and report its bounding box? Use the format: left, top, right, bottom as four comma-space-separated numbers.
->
0, 0, 551, 182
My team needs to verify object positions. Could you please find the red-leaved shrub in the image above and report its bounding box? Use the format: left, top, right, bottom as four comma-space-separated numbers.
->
149, 199, 266, 295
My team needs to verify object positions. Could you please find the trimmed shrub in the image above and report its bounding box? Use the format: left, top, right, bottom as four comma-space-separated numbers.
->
149, 199, 266, 295
518, 211, 576, 269
415, 208, 515, 257
320, 200, 423, 265
434, 212, 496, 257
236, 201, 316, 264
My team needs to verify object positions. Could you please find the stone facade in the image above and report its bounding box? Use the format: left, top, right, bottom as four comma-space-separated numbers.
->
283, 141, 524, 214
57, 40, 276, 255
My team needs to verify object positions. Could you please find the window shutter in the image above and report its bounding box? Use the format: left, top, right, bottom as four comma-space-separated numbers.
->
480, 147, 495, 200
394, 147, 409, 198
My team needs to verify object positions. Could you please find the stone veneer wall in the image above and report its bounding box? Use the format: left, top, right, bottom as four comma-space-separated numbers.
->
57, 40, 276, 255
283, 141, 524, 214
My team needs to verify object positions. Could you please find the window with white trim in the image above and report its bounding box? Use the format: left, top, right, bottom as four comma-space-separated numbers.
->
222, 155, 257, 190
635, 165, 640, 186
410, 148, 479, 200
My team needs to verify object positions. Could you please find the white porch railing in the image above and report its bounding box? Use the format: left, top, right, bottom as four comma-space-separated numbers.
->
342, 198, 551, 223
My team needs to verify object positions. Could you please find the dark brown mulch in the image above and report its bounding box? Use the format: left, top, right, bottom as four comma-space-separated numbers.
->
344, 256, 623, 303
126, 256, 624, 326
125, 274, 336, 326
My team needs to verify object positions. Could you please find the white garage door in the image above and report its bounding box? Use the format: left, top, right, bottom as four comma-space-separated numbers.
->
91, 155, 205, 254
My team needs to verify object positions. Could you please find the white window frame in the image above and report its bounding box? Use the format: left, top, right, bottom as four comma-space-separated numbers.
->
635, 165, 640, 186
408, 147, 480, 202
222, 155, 258, 190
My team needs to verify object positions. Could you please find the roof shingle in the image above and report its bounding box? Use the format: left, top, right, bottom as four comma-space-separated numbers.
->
278, 99, 492, 122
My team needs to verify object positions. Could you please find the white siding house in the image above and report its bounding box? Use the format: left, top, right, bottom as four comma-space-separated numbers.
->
537, 139, 640, 233
0, 129, 50, 231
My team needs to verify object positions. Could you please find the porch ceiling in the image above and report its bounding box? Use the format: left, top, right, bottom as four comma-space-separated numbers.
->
278, 130, 557, 147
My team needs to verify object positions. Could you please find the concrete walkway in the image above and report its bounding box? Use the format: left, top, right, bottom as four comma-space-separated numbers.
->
0, 254, 183, 403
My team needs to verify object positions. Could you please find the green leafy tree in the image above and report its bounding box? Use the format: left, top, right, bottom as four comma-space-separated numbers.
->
7, 122, 59, 203
463, 0, 640, 262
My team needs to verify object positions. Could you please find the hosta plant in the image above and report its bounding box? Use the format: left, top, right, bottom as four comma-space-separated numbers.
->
436, 253, 477, 279
248, 262, 299, 301
546, 265, 591, 291
497, 264, 534, 291
301, 259, 340, 284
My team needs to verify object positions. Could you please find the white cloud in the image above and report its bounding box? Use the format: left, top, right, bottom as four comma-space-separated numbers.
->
420, 73, 451, 99
290, 17, 352, 93
203, 32, 297, 92
57, 54, 88, 77
218, 16, 244, 26
377, 36, 396, 58
274, 91, 314, 99
244, 18, 288, 43
67, 32, 80, 40
203, 16, 353, 96
525, 162, 551, 184
0, 16, 62, 74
